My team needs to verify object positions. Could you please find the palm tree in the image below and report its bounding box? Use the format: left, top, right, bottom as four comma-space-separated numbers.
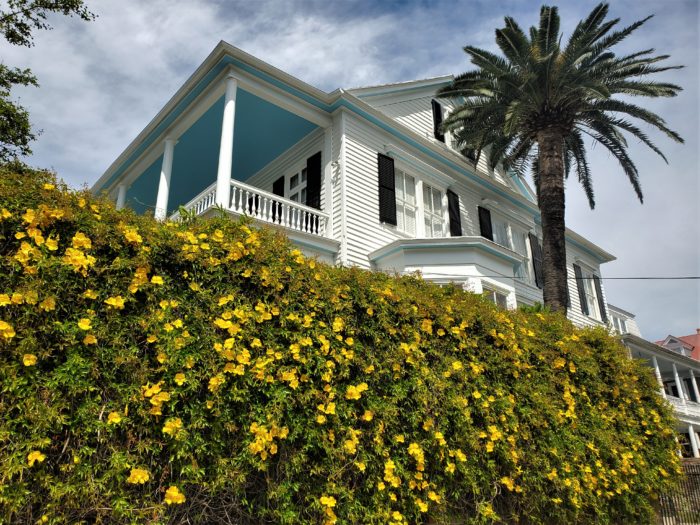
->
438, 3, 683, 312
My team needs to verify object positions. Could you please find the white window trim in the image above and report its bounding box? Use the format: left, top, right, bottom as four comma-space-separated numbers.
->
284, 159, 308, 204
389, 160, 449, 240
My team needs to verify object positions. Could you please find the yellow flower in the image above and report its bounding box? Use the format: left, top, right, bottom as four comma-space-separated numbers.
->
553, 357, 566, 369
472, 390, 482, 399
39, 297, 56, 311
427, 491, 441, 503
208, 374, 225, 392
45, 236, 59, 251
0, 320, 16, 340
500, 476, 515, 491
0, 208, 11, 220
126, 467, 150, 484
77, 318, 92, 331
27, 450, 46, 466
43, 183, 55, 190
83, 289, 98, 299
415, 498, 428, 513
107, 411, 122, 424
23, 353, 38, 366
162, 417, 183, 436
71, 232, 92, 250
164, 485, 186, 505
104, 296, 126, 310
174, 373, 186, 386
0, 294, 10, 306
151, 276, 164, 285
320, 495, 336, 508
83, 333, 97, 345
345, 383, 368, 400
361, 410, 374, 422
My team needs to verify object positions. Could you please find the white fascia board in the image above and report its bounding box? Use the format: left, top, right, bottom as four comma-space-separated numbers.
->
94, 41, 336, 195
606, 304, 637, 319
335, 93, 539, 215
565, 227, 616, 264
369, 236, 524, 266
346, 75, 454, 97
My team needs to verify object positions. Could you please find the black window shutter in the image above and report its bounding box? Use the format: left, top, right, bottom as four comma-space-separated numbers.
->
528, 233, 544, 290
573, 264, 589, 316
478, 206, 493, 241
593, 274, 608, 323
446, 190, 462, 236
305, 152, 322, 210
272, 176, 285, 196
377, 153, 397, 225
431, 99, 445, 143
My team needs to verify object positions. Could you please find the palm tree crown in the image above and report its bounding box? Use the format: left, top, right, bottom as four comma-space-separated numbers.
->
439, 3, 683, 311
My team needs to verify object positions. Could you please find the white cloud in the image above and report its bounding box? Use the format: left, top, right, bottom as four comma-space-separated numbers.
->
4, 0, 698, 339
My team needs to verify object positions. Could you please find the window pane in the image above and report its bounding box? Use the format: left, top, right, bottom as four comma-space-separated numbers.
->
395, 172, 404, 200
290, 193, 298, 202
301, 188, 306, 204
301, 168, 307, 183
405, 208, 416, 235
432, 190, 441, 212
290, 174, 298, 189
405, 174, 416, 204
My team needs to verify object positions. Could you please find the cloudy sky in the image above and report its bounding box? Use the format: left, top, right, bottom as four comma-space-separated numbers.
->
4, 0, 698, 341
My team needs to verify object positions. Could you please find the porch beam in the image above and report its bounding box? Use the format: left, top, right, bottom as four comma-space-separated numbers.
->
216, 74, 238, 208
154, 138, 177, 221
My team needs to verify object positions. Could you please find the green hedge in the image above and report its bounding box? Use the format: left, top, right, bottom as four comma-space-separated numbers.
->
0, 166, 680, 524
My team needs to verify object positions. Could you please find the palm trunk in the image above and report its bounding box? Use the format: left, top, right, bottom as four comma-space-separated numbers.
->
537, 128, 568, 313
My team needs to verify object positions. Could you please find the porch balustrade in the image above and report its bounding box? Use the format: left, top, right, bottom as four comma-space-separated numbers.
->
170, 179, 328, 237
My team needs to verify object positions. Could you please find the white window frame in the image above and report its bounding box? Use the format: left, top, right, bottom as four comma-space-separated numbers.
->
394, 168, 418, 236
580, 266, 602, 321
284, 160, 308, 205
421, 181, 447, 238
389, 163, 449, 239
482, 285, 509, 309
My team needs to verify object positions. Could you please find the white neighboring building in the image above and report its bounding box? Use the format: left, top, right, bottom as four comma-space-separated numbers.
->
610, 307, 700, 458
93, 42, 616, 329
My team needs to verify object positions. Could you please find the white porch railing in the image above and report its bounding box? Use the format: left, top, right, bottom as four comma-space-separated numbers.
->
667, 396, 700, 419
171, 180, 329, 237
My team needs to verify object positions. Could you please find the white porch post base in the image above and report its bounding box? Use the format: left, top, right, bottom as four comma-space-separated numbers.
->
651, 356, 666, 397
689, 424, 700, 458
215, 74, 238, 208
673, 363, 686, 406
155, 138, 177, 221
690, 370, 700, 402
116, 184, 128, 210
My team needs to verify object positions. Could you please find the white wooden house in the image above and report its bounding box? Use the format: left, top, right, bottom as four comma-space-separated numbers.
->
93, 42, 615, 330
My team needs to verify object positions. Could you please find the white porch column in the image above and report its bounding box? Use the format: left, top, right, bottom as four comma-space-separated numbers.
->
116, 183, 128, 210
651, 356, 666, 398
215, 74, 238, 208
672, 363, 686, 405
322, 125, 333, 238
690, 369, 700, 403
155, 137, 177, 221
689, 424, 700, 458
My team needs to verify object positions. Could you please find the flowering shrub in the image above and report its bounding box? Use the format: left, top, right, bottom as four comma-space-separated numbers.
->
0, 167, 680, 524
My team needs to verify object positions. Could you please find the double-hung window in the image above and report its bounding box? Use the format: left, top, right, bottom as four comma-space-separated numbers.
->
288, 167, 307, 204
395, 169, 417, 235
422, 183, 444, 238
582, 270, 601, 320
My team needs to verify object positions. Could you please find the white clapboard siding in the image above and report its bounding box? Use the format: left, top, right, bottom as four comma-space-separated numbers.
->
565, 243, 609, 329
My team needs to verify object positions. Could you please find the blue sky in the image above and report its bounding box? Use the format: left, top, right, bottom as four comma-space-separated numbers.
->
4, 0, 699, 341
